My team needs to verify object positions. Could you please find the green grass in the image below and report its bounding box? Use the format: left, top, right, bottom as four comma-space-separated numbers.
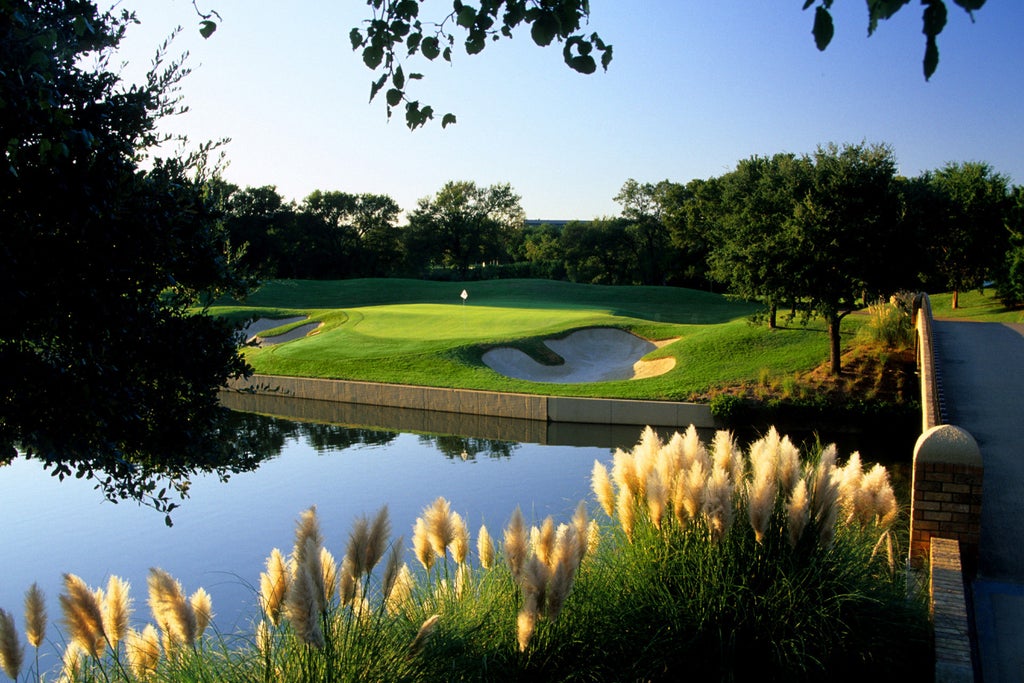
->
929, 288, 1024, 323
212, 279, 862, 400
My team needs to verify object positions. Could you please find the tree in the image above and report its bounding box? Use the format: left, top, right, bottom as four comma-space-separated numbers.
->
560, 219, 637, 286
708, 154, 810, 328
917, 162, 1011, 308
790, 143, 905, 374
614, 179, 672, 286
660, 178, 721, 288
1, 1, 253, 518
403, 181, 524, 276
997, 186, 1024, 307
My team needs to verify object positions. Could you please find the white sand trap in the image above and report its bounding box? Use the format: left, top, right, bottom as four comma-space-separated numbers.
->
242, 317, 321, 346
483, 328, 676, 383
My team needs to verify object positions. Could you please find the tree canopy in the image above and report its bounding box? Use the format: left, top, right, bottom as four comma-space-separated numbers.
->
0, 0, 254, 519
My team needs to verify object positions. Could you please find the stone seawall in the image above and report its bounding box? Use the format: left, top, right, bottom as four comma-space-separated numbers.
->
226, 374, 715, 429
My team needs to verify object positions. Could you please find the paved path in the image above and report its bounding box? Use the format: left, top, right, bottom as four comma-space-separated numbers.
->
934, 320, 1024, 683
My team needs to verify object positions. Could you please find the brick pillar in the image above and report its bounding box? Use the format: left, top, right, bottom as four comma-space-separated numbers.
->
909, 424, 983, 568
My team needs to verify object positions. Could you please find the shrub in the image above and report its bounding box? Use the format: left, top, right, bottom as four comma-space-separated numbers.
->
861, 297, 914, 348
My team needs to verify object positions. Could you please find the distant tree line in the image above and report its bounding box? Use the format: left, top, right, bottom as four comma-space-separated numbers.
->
225, 143, 1021, 303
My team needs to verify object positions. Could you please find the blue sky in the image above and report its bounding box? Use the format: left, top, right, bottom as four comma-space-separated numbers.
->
116, 1, 1023, 220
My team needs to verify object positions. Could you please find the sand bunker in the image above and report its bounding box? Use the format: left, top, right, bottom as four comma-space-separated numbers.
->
483, 328, 676, 383
242, 317, 321, 346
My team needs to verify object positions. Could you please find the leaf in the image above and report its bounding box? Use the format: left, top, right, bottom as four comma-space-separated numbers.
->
457, 6, 477, 28
530, 12, 560, 46
386, 88, 404, 107
406, 31, 422, 53
350, 28, 364, 50
812, 6, 834, 51
363, 44, 384, 69
442, 113, 457, 128
199, 20, 217, 39
369, 73, 388, 102
600, 44, 613, 71
443, 46, 452, 62
568, 55, 596, 74
421, 36, 440, 59
393, 65, 405, 89
466, 35, 486, 54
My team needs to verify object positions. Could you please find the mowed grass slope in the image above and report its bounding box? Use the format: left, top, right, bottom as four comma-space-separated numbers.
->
212, 279, 860, 400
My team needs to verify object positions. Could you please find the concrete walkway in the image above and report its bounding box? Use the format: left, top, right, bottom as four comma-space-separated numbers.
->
934, 320, 1024, 682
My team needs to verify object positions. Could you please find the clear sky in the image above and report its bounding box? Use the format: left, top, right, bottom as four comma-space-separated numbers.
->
115, 1, 1024, 221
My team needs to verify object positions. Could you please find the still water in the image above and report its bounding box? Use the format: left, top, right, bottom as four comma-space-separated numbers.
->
0, 393, 914, 663
0, 402, 630, 651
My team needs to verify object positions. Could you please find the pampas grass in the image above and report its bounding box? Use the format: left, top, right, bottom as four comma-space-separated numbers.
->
24, 583, 46, 649
4, 424, 925, 682
59, 573, 105, 658
147, 568, 197, 651
0, 607, 23, 681
125, 624, 161, 680
260, 548, 290, 626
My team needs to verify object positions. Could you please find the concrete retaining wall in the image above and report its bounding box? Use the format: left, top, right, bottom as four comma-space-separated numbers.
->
228, 375, 716, 429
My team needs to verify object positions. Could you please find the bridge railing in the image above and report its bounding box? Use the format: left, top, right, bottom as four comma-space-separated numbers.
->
911, 292, 982, 682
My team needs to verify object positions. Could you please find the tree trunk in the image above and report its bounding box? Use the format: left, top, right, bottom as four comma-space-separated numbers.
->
952, 289, 960, 309
828, 313, 842, 376
768, 301, 778, 329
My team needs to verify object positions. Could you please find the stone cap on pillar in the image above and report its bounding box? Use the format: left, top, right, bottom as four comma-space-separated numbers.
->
914, 424, 981, 466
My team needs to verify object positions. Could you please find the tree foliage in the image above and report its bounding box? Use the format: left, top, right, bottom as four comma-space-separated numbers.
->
0, 0, 255, 518
803, 0, 986, 80
916, 162, 1011, 308
404, 180, 525, 276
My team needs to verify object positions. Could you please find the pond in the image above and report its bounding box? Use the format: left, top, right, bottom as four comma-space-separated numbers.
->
0, 393, 915, 666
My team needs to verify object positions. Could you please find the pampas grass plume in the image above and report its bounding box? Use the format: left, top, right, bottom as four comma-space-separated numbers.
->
346, 515, 370, 579
385, 564, 414, 616
292, 506, 323, 575
60, 573, 105, 658
617, 486, 636, 541
24, 582, 46, 649
591, 461, 616, 517
787, 478, 810, 548
147, 568, 196, 650
451, 511, 470, 565
533, 517, 556, 569
477, 525, 495, 570
646, 470, 667, 530
285, 564, 325, 648
516, 609, 536, 652
190, 588, 213, 639
260, 548, 289, 626
339, 556, 358, 607
0, 607, 23, 681
365, 505, 392, 574
409, 614, 439, 656
504, 507, 528, 582
103, 575, 132, 649
381, 538, 404, 603
424, 497, 454, 560
126, 624, 161, 680
413, 517, 435, 571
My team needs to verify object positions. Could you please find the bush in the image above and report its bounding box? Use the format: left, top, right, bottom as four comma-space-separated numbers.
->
861, 297, 914, 348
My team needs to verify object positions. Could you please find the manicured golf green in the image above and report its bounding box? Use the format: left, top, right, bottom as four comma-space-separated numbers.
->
212, 279, 861, 400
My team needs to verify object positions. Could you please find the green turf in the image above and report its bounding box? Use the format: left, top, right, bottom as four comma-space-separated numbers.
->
212, 279, 860, 400
928, 288, 1024, 323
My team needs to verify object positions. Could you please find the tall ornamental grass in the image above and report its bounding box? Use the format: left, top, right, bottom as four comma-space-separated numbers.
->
0, 426, 929, 682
